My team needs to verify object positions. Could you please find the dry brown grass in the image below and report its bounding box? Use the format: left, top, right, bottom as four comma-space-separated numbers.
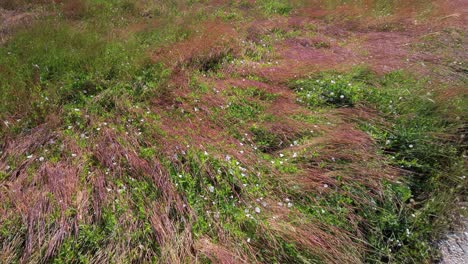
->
194, 237, 247, 264
151, 19, 239, 70
61, 0, 88, 19
1, 0, 464, 262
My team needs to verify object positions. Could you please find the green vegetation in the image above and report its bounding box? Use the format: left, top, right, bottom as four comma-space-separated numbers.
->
0, 1, 465, 263
260, 0, 293, 15
291, 68, 467, 262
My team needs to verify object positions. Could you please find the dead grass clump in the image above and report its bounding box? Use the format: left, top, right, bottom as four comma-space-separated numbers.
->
151, 19, 238, 71
0, 159, 81, 263
194, 237, 246, 264
267, 215, 362, 263
284, 168, 336, 193
91, 128, 197, 261
246, 17, 298, 44
61, 0, 88, 19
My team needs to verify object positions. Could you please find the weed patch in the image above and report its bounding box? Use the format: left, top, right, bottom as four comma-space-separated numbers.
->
291, 68, 467, 262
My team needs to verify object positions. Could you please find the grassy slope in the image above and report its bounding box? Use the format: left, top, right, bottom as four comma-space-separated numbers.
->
0, 0, 466, 263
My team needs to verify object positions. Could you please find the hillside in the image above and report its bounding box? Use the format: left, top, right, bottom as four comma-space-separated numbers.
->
0, 1, 467, 263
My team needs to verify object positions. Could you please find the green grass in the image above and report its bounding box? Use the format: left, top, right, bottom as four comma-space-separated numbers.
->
0, 1, 466, 263
259, 0, 293, 15
291, 68, 467, 262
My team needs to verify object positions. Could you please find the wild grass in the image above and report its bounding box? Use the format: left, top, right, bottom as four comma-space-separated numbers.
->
291, 68, 467, 262
0, 0, 466, 263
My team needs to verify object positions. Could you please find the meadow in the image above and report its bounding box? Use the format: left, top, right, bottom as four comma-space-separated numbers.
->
0, 1, 466, 263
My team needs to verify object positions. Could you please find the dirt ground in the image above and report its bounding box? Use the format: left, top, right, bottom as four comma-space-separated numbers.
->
439, 217, 468, 264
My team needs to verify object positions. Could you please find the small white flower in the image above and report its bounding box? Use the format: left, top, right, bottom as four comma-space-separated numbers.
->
292, 152, 298, 158
287, 202, 293, 208
255, 207, 261, 214
67, 125, 72, 129
323, 184, 328, 188
247, 238, 251, 243
279, 153, 284, 158
204, 151, 209, 156
26, 155, 33, 159
409, 144, 414, 148
208, 185, 215, 193
38, 157, 44, 162
71, 153, 77, 157
340, 95, 344, 99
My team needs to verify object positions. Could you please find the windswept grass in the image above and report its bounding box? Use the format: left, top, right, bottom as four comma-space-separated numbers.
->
0, 0, 466, 263
291, 68, 467, 262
